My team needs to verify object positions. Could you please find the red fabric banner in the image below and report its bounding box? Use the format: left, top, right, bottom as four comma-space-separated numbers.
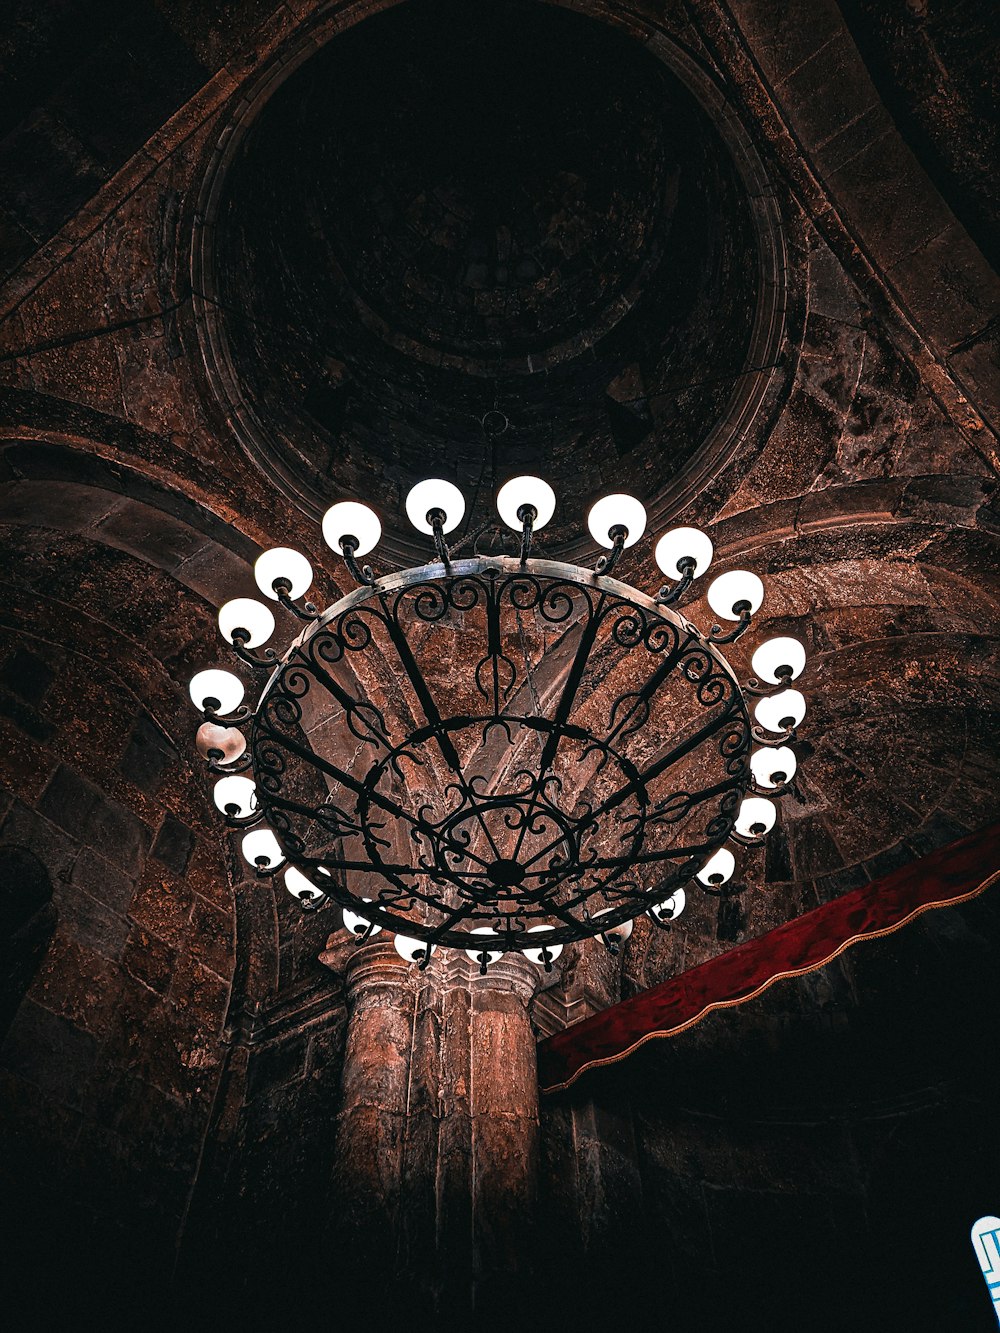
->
537, 822, 1000, 1094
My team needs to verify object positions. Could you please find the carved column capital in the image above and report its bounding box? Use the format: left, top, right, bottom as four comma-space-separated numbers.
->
341, 937, 411, 999
473, 950, 542, 1006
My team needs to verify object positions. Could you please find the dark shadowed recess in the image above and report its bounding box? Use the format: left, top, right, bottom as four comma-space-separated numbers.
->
0, 0, 209, 277
837, 0, 1000, 273
211, 0, 759, 555
0, 848, 55, 1040
534, 887, 1000, 1333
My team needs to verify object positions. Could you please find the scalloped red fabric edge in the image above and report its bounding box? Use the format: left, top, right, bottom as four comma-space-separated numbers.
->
537, 821, 1000, 1094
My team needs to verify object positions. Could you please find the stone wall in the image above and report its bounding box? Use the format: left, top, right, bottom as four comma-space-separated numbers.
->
0, 619, 235, 1314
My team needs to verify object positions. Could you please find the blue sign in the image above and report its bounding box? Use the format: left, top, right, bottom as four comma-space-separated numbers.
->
972, 1215, 1000, 1326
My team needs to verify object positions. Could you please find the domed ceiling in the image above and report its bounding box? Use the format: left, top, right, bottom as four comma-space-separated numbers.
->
201, 0, 772, 561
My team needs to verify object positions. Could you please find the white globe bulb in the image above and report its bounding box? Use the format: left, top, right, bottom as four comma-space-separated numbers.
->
651, 887, 686, 922
195, 722, 247, 764
321, 501, 382, 557
394, 934, 435, 964
212, 775, 257, 818
284, 866, 324, 901
342, 899, 382, 937
189, 669, 244, 715
521, 924, 564, 966
654, 527, 713, 578
587, 494, 647, 549
735, 797, 777, 838
254, 547, 313, 601
707, 571, 765, 620
754, 689, 807, 733
218, 598, 275, 648
241, 827, 284, 870
750, 746, 797, 789
592, 907, 634, 942
751, 636, 806, 684
405, 479, 466, 535
496, 476, 556, 532
696, 847, 735, 886
465, 927, 503, 967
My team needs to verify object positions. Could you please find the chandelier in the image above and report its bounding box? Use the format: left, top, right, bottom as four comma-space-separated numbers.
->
189, 478, 806, 972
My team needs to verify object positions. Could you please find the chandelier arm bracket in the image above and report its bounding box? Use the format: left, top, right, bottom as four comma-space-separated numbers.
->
206, 753, 254, 774
339, 537, 377, 588
229, 636, 279, 671
428, 509, 452, 569
202, 705, 252, 726
708, 607, 753, 645
594, 525, 627, 575
517, 504, 537, 565
729, 828, 769, 847
655, 557, 696, 606
275, 585, 320, 621
750, 723, 798, 746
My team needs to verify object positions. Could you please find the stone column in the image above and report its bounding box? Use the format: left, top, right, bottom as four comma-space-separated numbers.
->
328, 938, 415, 1279
467, 954, 541, 1303
324, 938, 541, 1317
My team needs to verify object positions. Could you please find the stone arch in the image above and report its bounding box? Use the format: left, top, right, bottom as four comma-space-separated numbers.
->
680, 0, 1000, 456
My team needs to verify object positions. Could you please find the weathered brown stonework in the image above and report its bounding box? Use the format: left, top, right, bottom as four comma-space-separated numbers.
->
0, 1, 996, 1326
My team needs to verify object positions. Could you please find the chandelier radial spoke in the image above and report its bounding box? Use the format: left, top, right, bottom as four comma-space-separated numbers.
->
509, 587, 608, 865
378, 591, 509, 865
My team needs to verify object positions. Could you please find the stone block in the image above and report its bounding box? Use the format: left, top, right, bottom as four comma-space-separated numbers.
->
812, 103, 894, 177
305, 1019, 347, 1081
948, 333, 1000, 437
827, 132, 954, 271
37, 764, 100, 840
0, 998, 97, 1106
903, 811, 973, 859
130, 865, 194, 949
93, 501, 209, 574
890, 222, 1000, 359
118, 712, 175, 795
70, 847, 134, 914
54, 878, 130, 962
246, 1035, 309, 1100
151, 813, 195, 876
185, 893, 233, 981
86, 789, 152, 878
0, 692, 55, 744
0, 646, 54, 705
173, 540, 253, 602
812, 862, 870, 903
1, 799, 79, 886
28, 931, 121, 1036
121, 927, 177, 995
733, 0, 843, 85
777, 32, 881, 159
786, 811, 844, 880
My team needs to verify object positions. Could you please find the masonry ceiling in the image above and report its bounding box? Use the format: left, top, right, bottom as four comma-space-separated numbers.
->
0, 0, 997, 1327
200, 0, 776, 558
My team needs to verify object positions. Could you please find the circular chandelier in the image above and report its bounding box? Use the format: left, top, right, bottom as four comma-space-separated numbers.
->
190, 478, 806, 973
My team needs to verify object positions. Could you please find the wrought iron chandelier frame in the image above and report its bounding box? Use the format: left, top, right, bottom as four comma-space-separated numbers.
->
191, 479, 806, 964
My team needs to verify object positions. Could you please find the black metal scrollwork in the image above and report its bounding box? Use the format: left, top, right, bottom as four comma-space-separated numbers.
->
249, 558, 752, 951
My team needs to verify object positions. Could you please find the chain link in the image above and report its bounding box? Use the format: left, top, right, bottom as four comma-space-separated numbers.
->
322, 741, 365, 804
